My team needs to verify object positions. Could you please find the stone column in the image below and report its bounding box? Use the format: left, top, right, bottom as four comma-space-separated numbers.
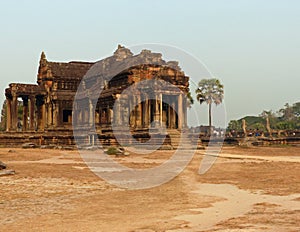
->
88, 99, 94, 127
154, 94, 160, 126
130, 96, 136, 127
75, 105, 80, 125
22, 96, 29, 131
171, 101, 176, 129
114, 94, 122, 126
136, 95, 142, 127
107, 106, 111, 124
85, 108, 89, 125
183, 96, 187, 128
53, 101, 59, 128
81, 108, 84, 124
109, 108, 113, 125
29, 96, 35, 131
143, 96, 149, 127
41, 100, 46, 130
178, 94, 183, 130
159, 93, 163, 126
6, 98, 12, 132
11, 94, 18, 131
168, 102, 171, 129
95, 105, 100, 125
98, 107, 102, 124
91, 134, 95, 146
147, 98, 151, 127
102, 109, 106, 124
47, 102, 53, 127
72, 103, 77, 125
36, 96, 45, 131
78, 108, 82, 124
95, 111, 99, 124
82, 108, 86, 124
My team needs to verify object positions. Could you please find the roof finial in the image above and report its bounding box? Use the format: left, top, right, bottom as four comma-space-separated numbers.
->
114, 44, 133, 61
41, 51, 46, 60
39, 51, 47, 67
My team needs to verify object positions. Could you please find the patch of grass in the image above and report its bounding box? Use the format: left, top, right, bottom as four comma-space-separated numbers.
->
270, 144, 292, 148
106, 146, 119, 155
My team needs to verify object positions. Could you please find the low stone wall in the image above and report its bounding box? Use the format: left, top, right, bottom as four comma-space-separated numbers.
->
0, 131, 172, 149
0, 131, 299, 149
230, 136, 300, 146
0, 132, 75, 147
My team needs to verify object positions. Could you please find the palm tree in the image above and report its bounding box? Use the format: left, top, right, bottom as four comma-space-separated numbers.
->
186, 91, 194, 108
196, 78, 224, 134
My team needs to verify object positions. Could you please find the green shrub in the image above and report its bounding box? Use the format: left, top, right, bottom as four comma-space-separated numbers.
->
106, 146, 118, 155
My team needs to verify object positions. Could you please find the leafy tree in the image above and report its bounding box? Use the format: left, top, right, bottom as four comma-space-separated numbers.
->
249, 122, 266, 132
227, 120, 241, 132
259, 110, 279, 128
241, 116, 265, 125
275, 121, 295, 130
292, 102, 300, 118
196, 78, 224, 132
279, 103, 295, 121
227, 102, 300, 133
259, 110, 277, 118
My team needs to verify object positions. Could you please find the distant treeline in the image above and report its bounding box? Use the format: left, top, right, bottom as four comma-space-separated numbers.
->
227, 102, 300, 132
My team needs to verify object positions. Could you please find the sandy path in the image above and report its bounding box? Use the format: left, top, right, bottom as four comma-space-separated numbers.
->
198, 151, 300, 163
172, 183, 300, 231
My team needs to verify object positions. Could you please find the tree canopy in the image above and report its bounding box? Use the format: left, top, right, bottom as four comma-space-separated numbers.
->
227, 102, 300, 132
196, 78, 224, 129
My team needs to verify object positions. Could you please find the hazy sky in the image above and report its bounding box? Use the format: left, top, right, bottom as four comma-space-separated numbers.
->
0, 0, 299, 126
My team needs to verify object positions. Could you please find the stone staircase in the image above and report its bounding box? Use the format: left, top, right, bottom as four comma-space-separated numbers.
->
167, 129, 199, 150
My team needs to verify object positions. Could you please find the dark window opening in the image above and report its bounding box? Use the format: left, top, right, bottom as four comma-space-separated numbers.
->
63, 110, 72, 123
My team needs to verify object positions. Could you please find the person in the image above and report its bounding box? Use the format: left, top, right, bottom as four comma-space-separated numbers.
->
255, 129, 260, 137
17, 119, 22, 131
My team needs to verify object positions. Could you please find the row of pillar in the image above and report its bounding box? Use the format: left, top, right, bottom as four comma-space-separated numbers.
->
129, 93, 186, 130
6, 95, 36, 132
74, 93, 187, 130
73, 103, 112, 127
6, 93, 187, 132
6, 95, 60, 132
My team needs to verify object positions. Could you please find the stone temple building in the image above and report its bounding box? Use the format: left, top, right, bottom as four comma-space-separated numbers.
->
3, 45, 190, 147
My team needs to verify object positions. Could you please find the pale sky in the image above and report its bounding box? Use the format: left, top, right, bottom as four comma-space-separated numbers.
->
0, 0, 299, 127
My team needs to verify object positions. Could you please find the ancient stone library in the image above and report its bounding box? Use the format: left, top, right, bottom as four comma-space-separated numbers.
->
2, 45, 190, 147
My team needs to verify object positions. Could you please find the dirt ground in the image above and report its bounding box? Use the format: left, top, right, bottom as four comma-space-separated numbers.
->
0, 146, 299, 232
